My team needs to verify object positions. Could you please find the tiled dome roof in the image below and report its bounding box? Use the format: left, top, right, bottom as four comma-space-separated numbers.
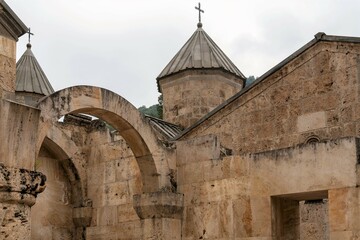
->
157, 24, 245, 81
16, 43, 54, 95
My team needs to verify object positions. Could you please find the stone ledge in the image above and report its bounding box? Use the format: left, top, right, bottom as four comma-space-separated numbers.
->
133, 192, 184, 219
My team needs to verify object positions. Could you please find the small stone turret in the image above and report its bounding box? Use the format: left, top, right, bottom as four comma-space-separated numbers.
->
157, 23, 245, 128
15, 43, 54, 105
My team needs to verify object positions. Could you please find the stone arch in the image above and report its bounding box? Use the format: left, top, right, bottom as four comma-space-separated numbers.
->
33, 127, 84, 239
37, 86, 164, 193
42, 125, 85, 207
305, 135, 321, 144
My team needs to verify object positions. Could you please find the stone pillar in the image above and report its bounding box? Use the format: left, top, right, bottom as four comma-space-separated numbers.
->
0, 87, 44, 240
299, 200, 329, 239
0, 164, 46, 240
133, 192, 184, 240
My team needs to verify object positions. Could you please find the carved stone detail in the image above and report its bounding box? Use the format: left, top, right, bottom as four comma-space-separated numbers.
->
0, 163, 46, 207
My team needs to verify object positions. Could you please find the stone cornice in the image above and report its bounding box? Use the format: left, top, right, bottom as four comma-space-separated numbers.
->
0, 1, 27, 41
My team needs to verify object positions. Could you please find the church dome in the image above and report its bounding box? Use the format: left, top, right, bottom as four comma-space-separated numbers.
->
15, 43, 54, 96
157, 24, 245, 86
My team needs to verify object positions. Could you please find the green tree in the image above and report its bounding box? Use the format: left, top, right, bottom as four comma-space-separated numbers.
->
138, 94, 163, 119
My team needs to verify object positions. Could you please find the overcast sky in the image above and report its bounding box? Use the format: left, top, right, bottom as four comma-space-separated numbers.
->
9, 0, 360, 107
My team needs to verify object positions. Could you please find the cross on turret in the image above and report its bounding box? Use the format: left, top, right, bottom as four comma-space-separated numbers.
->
27, 28, 34, 43
195, 2, 204, 25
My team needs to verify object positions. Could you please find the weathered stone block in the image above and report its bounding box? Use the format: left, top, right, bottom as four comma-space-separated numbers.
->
203, 159, 223, 181
104, 160, 116, 184
104, 181, 129, 206
330, 231, 360, 240
87, 184, 104, 207
87, 164, 104, 185
329, 187, 360, 233
183, 200, 233, 239
176, 134, 220, 167
142, 218, 182, 240
117, 203, 139, 223
115, 157, 139, 182
98, 206, 117, 226
0, 37, 16, 93
0, 100, 41, 169
0, 164, 46, 206
133, 192, 184, 219
0, 203, 31, 240
297, 111, 327, 133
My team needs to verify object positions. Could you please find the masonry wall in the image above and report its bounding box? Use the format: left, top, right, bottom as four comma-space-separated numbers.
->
0, 36, 16, 93
300, 200, 329, 239
33, 121, 151, 239
176, 136, 360, 239
182, 41, 360, 154
160, 70, 243, 128
175, 40, 360, 239
0, 99, 40, 170
84, 129, 145, 239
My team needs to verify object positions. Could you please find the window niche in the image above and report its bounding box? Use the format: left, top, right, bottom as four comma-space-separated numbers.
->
271, 191, 329, 240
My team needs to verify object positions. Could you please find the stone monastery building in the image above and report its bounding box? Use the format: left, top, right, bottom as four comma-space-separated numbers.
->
1, 1, 360, 239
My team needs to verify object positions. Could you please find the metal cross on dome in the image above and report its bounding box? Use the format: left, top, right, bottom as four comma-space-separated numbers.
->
27, 28, 34, 43
195, 2, 204, 23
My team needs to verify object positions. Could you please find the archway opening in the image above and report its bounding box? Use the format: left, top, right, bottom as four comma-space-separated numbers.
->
37, 86, 164, 193
32, 137, 82, 239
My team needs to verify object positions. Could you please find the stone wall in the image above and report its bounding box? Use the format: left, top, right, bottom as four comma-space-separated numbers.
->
182, 41, 360, 154
176, 136, 360, 239
300, 200, 329, 240
0, 36, 16, 93
160, 69, 243, 128
32, 118, 171, 239
0, 99, 40, 170
31, 86, 181, 239
82, 125, 182, 239
84, 129, 144, 239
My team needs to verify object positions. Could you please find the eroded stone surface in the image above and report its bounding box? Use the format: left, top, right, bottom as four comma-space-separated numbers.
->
0, 164, 46, 204
0, 203, 31, 240
0, 165, 46, 240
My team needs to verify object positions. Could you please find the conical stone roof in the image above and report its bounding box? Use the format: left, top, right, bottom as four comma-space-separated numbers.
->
157, 23, 245, 81
16, 43, 54, 95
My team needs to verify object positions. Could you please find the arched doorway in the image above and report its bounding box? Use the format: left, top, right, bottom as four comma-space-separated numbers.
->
32, 133, 82, 239
33, 86, 172, 239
